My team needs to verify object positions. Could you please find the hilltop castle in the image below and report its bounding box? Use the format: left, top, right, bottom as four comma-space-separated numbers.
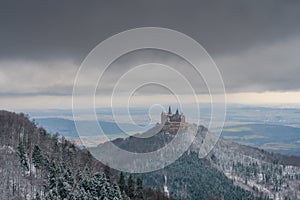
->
161, 106, 186, 133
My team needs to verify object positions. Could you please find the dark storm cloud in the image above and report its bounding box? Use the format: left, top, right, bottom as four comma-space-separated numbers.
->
1, 0, 300, 61
217, 37, 300, 93
0, 0, 300, 96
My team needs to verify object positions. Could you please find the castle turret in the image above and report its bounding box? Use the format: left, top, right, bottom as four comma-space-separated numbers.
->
161, 111, 167, 124
181, 114, 186, 123
168, 106, 172, 115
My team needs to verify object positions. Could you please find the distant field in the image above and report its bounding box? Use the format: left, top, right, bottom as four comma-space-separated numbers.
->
260, 142, 299, 151
223, 127, 252, 132
222, 124, 300, 156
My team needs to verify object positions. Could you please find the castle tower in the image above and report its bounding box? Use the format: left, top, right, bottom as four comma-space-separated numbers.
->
168, 106, 172, 115
161, 111, 167, 124
181, 113, 186, 123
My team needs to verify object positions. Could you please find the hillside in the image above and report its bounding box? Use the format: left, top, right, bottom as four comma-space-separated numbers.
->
95, 124, 300, 200
0, 111, 171, 200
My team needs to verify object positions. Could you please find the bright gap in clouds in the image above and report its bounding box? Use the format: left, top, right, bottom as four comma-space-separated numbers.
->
2, 92, 300, 111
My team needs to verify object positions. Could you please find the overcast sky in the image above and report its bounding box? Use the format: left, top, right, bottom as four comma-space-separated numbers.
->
1, 0, 300, 110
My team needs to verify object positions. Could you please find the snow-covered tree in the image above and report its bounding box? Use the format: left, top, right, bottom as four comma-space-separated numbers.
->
17, 142, 29, 172
32, 145, 43, 168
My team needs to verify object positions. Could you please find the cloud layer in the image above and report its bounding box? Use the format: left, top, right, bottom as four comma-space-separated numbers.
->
0, 0, 300, 109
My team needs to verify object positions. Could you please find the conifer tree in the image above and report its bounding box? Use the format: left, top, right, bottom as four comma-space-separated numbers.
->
127, 174, 135, 198
32, 145, 43, 168
118, 172, 126, 192
17, 142, 29, 172
64, 167, 74, 186
48, 162, 58, 190
57, 177, 69, 199
104, 163, 111, 181
33, 192, 41, 200
136, 177, 144, 199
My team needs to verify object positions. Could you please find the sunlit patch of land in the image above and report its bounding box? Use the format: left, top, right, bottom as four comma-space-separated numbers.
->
260, 142, 299, 151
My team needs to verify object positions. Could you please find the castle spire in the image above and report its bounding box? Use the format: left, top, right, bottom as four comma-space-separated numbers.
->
168, 106, 172, 114
176, 108, 179, 115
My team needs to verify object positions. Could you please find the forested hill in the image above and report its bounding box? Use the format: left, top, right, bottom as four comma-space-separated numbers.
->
2, 110, 300, 200
0, 110, 171, 200
94, 126, 255, 200
95, 124, 300, 199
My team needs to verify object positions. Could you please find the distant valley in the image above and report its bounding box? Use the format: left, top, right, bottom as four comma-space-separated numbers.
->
35, 117, 300, 156
34, 118, 139, 146
222, 124, 300, 156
